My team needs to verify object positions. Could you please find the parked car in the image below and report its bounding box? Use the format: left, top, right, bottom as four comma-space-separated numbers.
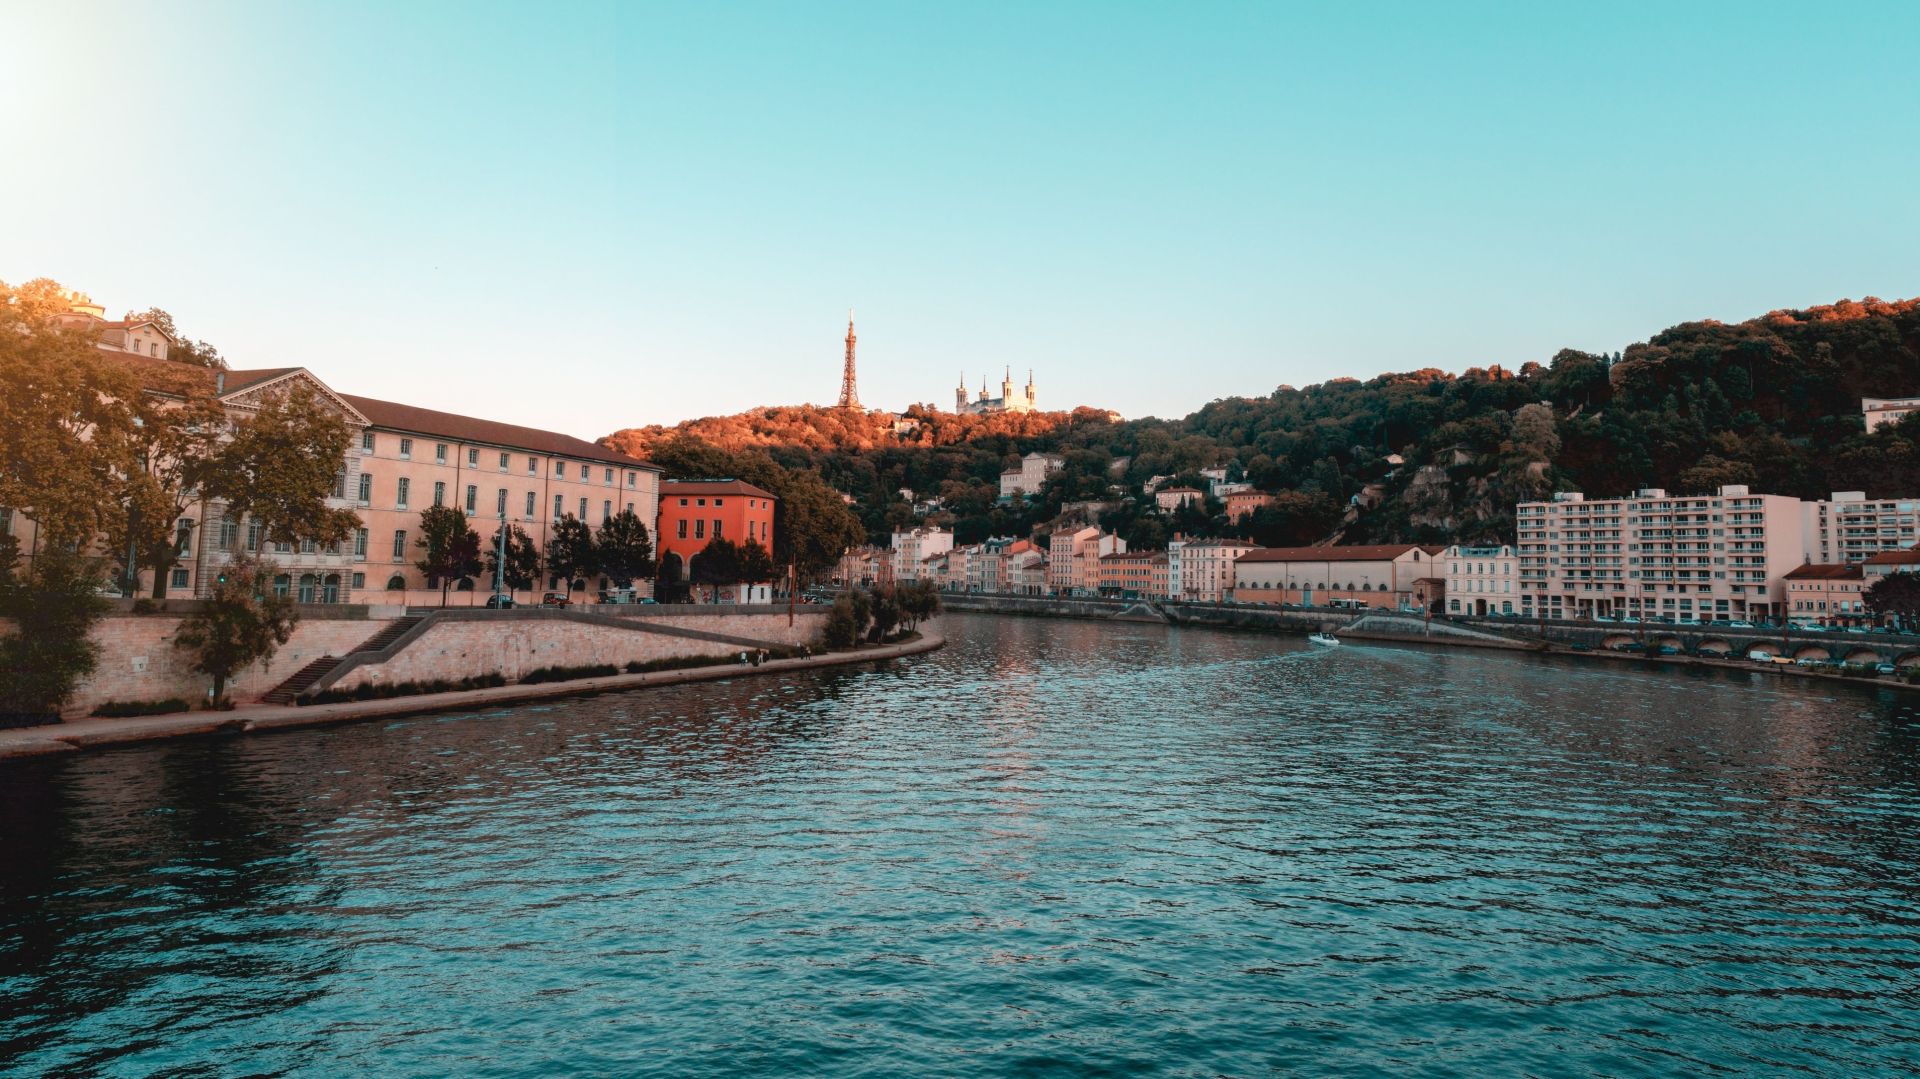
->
1877, 663, 1898, 676
484, 593, 515, 609
541, 592, 571, 608
1750, 652, 1774, 663
636, 597, 658, 604
598, 588, 639, 605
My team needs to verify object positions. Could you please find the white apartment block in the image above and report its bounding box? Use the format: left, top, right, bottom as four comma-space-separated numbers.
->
1176, 538, 1260, 602
999, 452, 1065, 500
1862, 397, 1920, 432
1803, 491, 1920, 564
1442, 544, 1518, 617
890, 526, 954, 583
1515, 485, 1804, 621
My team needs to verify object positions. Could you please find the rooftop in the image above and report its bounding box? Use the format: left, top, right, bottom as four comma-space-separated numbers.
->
660, 479, 777, 498
1237, 544, 1443, 563
1785, 562, 1865, 580
341, 394, 658, 470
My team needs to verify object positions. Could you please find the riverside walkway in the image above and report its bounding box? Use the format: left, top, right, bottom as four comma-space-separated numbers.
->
0, 629, 945, 764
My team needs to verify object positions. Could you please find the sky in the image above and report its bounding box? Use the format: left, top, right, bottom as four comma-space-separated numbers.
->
4, 2, 1918, 438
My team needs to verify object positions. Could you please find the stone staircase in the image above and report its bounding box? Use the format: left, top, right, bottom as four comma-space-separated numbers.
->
262, 655, 341, 704
259, 616, 426, 704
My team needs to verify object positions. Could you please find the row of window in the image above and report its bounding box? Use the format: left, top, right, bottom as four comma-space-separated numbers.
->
360, 433, 641, 488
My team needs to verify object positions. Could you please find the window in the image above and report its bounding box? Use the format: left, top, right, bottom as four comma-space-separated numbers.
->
554, 494, 564, 519
386, 575, 406, 591
627, 471, 636, 488
695, 520, 706, 539
677, 520, 687, 539
433, 481, 446, 507
332, 470, 346, 499
354, 528, 369, 557
298, 573, 317, 603
578, 497, 587, 519
399, 438, 413, 459
604, 467, 613, 485
300, 537, 317, 555
715, 498, 725, 507
602, 500, 611, 522
171, 568, 189, 590
556, 461, 567, 478
396, 477, 410, 509
467, 448, 479, 466
713, 519, 722, 538
466, 485, 477, 513
525, 491, 536, 517
678, 498, 688, 507
358, 473, 373, 503
436, 443, 448, 463
352, 572, 366, 589
247, 520, 263, 551
499, 452, 509, 471
273, 574, 291, 598
362, 431, 375, 452
218, 518, 238, 549
174, 521, 194, 554
497, 488, 508, 515
392, 530, 407, 560
527, 457, 537, 474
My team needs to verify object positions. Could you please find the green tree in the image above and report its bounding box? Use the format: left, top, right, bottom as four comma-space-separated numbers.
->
867, 587, 903, 643
0, 548, 110, 723
207, 383, 358, 551
486, 524, 542, 595
103, 394, 229, 597
822, 589, 871, 648
414, 505, 483, 605
545, 515, 595, 596
736, 538, 776, 586
595, 509, 655, 587
173, 556, 299, 703
1865, 571, 1920, 630
0, 278, 148, 551
690, 537, 743, 594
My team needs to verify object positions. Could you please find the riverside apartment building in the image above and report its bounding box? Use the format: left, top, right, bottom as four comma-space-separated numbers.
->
1514, 486, 1805, 622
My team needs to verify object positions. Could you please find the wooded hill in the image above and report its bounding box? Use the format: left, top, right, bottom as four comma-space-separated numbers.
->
603, 297, 1920, 551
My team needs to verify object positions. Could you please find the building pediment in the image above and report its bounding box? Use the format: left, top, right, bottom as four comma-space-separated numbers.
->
219, 369, 371, 427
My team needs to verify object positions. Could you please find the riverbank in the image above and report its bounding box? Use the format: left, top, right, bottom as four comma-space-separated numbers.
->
942, 593, 1920, 696
0, 629, 945, 764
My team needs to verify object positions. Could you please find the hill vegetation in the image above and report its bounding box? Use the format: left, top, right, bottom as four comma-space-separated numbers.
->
604, 297, 1920, 551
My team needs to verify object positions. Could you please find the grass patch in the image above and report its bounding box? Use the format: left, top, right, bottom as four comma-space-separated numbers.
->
90, 698, 192, 718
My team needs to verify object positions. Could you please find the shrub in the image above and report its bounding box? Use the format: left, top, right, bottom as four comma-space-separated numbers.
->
90, 698, 191, 718
519, 663, 621, 685
0, 548, 110, 725
822, 590, 870, 649
302, 672, 506, 705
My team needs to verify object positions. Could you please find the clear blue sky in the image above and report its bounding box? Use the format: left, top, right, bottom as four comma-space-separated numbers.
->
5, 2, 1917, 437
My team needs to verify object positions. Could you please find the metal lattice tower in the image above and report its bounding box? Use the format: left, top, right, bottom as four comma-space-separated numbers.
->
838, 309, 860, 409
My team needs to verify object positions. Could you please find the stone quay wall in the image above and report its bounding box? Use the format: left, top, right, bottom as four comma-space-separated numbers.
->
0, 611, 397, 717
7, 605, 827, 717
327, 610, 827, 694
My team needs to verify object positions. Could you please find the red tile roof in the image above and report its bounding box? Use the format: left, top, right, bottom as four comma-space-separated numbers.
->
660, 479, 777, 499
1863, 548, 1920, 565
338, 394, 658, 470
1237, 544, 1441, 563
1785, 562, 1865, 580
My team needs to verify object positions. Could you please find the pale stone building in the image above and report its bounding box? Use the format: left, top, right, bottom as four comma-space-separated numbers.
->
957, 367, 1038, 415
1443, 544, 1518, 617
890, 526, 954, 583
1803, 491, 1920, 564
1177, 538, 1261, 602
1863, 397, 1920, 432
999, 452, 1065, 500
1233, 544, 1438, 608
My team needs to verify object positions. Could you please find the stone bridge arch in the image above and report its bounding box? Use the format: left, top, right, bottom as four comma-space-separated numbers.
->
1653, 635, 1684, 652
1601, 633, 1636, 650
1843, 646, 1886, 665
1695, 638, 1733, 656
1896, 650, 1920, 670
1742, 640, 1777, 658
1792, 644, 1831, 661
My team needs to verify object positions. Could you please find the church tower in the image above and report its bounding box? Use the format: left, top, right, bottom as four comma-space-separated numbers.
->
1001, 365, 1014, 404
956, 372, 968, 413
837, 310, 860, 410
1025, 368, 1037, 410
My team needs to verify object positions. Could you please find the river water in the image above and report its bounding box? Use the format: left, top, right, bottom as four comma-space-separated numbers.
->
3, 613, 1919, 1077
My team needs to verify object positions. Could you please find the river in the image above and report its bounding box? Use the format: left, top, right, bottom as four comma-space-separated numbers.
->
3, 612, 1919, 1076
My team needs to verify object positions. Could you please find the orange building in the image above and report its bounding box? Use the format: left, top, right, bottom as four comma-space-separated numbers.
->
1097, 550, 1167, 597
656, 479, 778, 587
1224, 491, 1274, 523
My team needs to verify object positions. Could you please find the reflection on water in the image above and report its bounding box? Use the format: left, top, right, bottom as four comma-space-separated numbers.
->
4, 613, 1920, 1076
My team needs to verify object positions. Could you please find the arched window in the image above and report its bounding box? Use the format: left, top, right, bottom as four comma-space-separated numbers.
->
273, 574, 291, 598
322, 574, 341, 604
386, 575, 407, 591
298, 574, 317, 603
455, 578, 474, 591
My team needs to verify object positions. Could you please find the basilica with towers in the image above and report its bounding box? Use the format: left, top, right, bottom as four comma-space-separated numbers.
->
956, 368, 1038, 415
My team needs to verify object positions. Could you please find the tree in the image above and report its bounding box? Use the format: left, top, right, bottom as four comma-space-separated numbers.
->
689, 537, 743, 595
173, 556, 298, 703
736, 539, 776, 587
1865, 571, 1920, 630
414, 505, 483, 605
0, 278, 148, 551
898, 579, 942, 630
207, 383, 358, 551
105, 392, 229, 597
0, 548, 110, 723
822, 589, 871, 648
595, 509, 655, 587
867, 587, 903, 642
486, 524, 542, 594
127, 306, 225, 369
545, 515, 595, 596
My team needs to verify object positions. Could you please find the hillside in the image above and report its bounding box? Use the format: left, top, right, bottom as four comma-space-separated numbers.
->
602, 297, 1920, 550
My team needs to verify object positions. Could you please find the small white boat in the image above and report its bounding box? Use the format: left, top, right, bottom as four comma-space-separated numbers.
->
1308, 632, 1341, 647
